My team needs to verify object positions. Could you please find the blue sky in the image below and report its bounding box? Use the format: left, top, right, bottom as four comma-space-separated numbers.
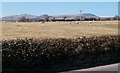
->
1, 0, 119, 2
2, 2, 118, 17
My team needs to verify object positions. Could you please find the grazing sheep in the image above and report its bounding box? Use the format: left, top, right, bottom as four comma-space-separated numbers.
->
3, 21, 6, 23
76, 22, 79, 24
42, 21, 45, 24
99, 21, 102, 24
16, 21, 18, 23
69, 22, 72, 24
58, 21, 60, 23
89, 21, 92, 24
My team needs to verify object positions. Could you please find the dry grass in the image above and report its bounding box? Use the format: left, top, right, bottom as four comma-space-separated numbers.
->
1, 21, 118, 40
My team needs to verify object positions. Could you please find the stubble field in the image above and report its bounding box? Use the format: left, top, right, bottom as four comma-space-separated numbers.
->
1, 21, 118, 40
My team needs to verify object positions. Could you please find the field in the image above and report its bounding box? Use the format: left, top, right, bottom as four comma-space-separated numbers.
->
2, 21, 119, 72
1, 21, 118, 40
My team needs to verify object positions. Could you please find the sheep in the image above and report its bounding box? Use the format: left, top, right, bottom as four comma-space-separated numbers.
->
41, 21, 45, 24
69, 22, 72, 24
16, 21, 18, 23
3, 21, 6, 24
99, 21, 102, 24
89, 21, 92, 24
57, 21, 60, 23
75, 22, 79, 24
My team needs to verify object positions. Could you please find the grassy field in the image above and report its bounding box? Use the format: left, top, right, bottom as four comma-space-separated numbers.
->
2, 21, 119, 72
1, 21, 118, 40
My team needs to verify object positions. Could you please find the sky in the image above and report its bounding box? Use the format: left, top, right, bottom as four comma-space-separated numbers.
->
1, 2, 118, 17
1, 0, 119, 2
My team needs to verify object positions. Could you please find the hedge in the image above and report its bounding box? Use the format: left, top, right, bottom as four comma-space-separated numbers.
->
2, 35, 120, 72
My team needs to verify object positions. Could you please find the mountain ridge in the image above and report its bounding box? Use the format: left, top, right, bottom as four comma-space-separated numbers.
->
1, 13, 99, 21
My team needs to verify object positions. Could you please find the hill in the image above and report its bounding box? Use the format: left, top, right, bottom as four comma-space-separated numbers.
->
1, 13, 99, 21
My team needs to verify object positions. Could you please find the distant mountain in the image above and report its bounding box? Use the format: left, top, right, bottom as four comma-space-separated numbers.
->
54, 13, 99, 18
1, 13, 99, 21
80, 13, 99, 19
31, 14, 52, 21
1, 14, 37, 21
50, 13, 99, 20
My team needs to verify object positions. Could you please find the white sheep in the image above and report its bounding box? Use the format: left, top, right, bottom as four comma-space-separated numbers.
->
69, 22, 72, 24
16, 21, 18, 23
58, 21, 60, 23
89, 21, 92, 24
3, 21, 6, 23
75, 22, 79, 24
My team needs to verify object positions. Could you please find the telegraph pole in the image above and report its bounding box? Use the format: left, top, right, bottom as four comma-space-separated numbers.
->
80, 10, 82, 21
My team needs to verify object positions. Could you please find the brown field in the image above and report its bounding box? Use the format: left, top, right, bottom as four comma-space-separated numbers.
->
1, 21, 118, 40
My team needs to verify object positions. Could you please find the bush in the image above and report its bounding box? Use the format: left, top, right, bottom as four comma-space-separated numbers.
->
2, 35, 120, 72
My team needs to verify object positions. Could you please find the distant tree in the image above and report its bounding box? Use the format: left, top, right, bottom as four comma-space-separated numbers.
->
26, 19, 29, 22
63, 16, 67, 20
51, 17, 55, 21
89, 18, 97, 21
19, 16, 27, 22
83, 18, 88, 21
83, 18, 97, 21
97, 18, 101, 21
44, 16, 49, 21
38, 20, 41, 22
75, 16, 80, 21
113, 15, 120, 20
104, 17, 111, 21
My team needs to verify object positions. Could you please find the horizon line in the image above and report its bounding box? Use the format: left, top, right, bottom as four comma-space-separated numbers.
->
1, 13, 117, 18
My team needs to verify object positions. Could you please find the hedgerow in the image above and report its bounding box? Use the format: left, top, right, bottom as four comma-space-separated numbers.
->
2, 35, 120, 72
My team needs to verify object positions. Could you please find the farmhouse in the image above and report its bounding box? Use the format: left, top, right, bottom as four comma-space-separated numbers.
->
51, 17, 65, 21
65, 17, 75, 21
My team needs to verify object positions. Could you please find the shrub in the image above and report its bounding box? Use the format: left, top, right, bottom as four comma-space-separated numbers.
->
2, 35, 120, 72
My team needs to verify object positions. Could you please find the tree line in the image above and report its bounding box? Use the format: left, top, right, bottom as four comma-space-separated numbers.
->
18, 15, 120, 22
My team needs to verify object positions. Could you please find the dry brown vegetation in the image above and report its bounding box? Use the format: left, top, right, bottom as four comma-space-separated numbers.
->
1, 21, 118, 40
1, 21, 119, 72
